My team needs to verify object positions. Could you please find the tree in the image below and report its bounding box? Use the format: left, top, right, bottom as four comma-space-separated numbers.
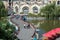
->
0, 1, 19, 40
0, 22, 19, 40
0, 1, 8, 19
40, 2, 60, 20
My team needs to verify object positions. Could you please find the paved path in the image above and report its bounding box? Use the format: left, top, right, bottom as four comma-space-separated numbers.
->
10, 16, 35, 40
56, 37, 60, 40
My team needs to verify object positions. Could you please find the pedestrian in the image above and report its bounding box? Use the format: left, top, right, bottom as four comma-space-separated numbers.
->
35, 32, 39, 40
21, 15, 27, 22
31, 36, 34, 40
27, 23, 30, 29
24, 23, 26, 28
33, 36, 37, 40
23, 16, 26, 22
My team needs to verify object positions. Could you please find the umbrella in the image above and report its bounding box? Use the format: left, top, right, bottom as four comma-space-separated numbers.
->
55, 28, 60, 33
43, 32, 52, 38
43, 28, 60, 40
43, 28, 57, 38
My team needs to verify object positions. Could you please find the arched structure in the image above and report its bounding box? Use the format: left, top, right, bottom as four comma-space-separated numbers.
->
31, 5, 40, 13
33, 6, 38, 13
13, 4, 19, 13
22, 6, 29, 14
20, 5, 29, 14
15, 6, 18, 13
2, 0, 51, 14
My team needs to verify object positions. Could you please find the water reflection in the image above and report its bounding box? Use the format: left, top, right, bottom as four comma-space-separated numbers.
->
28, 20, 60, 32
28, 20, 60, 40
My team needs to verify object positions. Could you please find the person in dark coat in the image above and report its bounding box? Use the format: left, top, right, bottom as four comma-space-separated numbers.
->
27, 23, 30, 29
21, 15, 27, 22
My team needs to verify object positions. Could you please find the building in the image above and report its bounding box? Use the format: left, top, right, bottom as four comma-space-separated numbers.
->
2, 0, 60, 14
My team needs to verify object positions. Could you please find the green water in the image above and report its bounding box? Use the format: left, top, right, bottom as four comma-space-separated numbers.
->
28, 20, 60, 32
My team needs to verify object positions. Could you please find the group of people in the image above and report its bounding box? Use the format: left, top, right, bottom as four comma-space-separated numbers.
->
24, 23, 30, 29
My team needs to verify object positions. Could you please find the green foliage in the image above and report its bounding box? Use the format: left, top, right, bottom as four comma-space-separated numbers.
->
0, 1, 8, 19
27, 13, 45, 17
40, 3, 60, 32
0, 1, 19, 40
38, 13, 45, 17
0, 23, 17, 40
0, 20, 18, 40
40, 3, 60, 20
28, 13, 38, 17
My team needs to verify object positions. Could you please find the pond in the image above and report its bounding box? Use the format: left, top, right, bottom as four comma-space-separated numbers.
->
27, 20, 60, 40
28, 20, 60, 32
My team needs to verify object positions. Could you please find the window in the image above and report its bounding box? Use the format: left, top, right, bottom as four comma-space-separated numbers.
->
33, 7, 38, 13
22, 6, 29, 14
57, 1, 60, 5
15, 6, 18, 13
